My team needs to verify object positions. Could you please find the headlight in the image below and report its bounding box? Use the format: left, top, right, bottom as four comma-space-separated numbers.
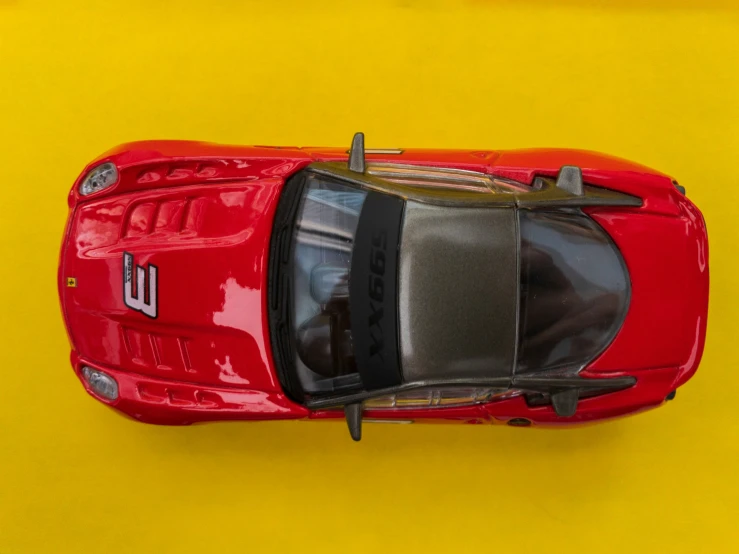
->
81, 366, 119, 401
79, 162, 118, 196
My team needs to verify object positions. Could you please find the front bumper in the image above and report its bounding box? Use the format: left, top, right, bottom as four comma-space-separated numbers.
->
71, 352, 308, 425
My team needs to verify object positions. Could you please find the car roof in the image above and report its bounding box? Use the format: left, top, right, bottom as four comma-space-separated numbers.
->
398, 200, 518, 382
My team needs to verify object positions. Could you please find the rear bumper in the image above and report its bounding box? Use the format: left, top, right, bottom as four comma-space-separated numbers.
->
71, 352, 308, 425
585, 191, 709, 381
672, 194, 709, 388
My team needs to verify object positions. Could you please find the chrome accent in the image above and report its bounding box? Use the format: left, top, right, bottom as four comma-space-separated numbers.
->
367, 162, 494, 181
364, 388, 518, 410
346, 148, 404, 155
308, 377, 511, 409
363, 419, 414, 424
366, 162, 527, 193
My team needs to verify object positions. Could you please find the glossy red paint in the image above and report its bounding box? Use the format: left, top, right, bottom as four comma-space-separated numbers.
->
59, 140, 708, 429
586, 196, 709, 382
64, 179, 284, 391
60, 142, 313, 422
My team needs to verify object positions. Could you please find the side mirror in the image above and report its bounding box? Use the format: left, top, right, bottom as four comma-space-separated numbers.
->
348, 132, 366, 173
555, 165, 584, 196
550, 388, 579, 417
344, 403, 363, 441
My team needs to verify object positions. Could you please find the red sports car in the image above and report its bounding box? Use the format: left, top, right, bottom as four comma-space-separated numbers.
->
58, 134, 708, 440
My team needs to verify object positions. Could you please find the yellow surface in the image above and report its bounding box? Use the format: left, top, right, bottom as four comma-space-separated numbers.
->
1, 1, 738, 552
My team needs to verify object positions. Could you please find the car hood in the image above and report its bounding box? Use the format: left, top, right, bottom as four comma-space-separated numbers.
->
59, 178, 285, 392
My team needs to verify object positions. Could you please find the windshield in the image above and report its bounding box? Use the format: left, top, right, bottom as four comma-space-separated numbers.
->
516, 211, 630, 373
291, 175, 368, 393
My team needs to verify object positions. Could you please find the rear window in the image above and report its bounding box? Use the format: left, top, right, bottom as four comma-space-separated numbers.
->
516, 211, 630, 373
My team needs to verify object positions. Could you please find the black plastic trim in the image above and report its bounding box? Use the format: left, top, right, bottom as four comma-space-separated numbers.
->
673, 181, 686, 195
349, 191, 404, 390
511, 375, 636, 390
267, 171, 309, 403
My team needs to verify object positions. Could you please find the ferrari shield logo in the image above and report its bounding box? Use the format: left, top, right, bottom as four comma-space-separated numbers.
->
123, 252, 158, 319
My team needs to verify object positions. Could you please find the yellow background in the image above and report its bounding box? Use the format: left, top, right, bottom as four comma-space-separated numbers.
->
1, 1, 738, 552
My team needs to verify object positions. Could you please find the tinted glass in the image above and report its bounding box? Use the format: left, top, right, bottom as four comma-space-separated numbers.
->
517, 211, 630, 373
292, 176, 368, 393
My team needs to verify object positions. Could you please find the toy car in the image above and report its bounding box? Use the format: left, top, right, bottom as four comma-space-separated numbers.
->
58, 133, 708, 440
